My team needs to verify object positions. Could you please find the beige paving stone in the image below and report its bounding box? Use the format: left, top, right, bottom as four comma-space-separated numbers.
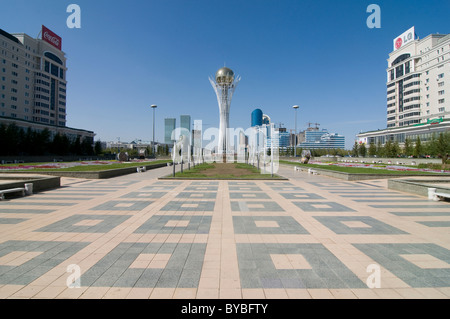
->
56, 287, 89, 299
196, 288, 219, 299
125, 288, 153, 299
173, 288, 198, 299
33, 285, 67, 299
285, 289, 312, 299
329, 289, 358, 299
263, 289, 289, 299
79, 287, 110, 299
242, 288, 266, 299
415, 288, 449, 299
0, 285, 24, 298
150, 288, 177, 299
373, 288, 404, 299
10, 285, 46, 299
307, 289, 335, 299
219, 288, 242, 299
103, 287, 133, 299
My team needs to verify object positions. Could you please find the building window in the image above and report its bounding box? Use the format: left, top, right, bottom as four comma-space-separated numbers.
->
395, 65, 404, 78
438, 82, 445, 87
439, 99, 445, 104
438, 73, 445, 79
439, 107, 445, 112
438, 90, 445, 95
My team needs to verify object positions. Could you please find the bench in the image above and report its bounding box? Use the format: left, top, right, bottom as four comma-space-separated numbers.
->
428, 188, 450, 201
136, 166, 147, 173
0, 188, 25, 200
435, 192, 450, 201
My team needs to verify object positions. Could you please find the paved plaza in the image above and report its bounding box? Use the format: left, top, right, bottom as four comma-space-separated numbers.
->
0, 165, 450, 299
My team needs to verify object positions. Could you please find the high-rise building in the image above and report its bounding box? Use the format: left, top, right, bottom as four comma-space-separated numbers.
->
358, 27, 450, 146
164, 118, 176, 145
251, 108, 263, 127
0, 26, 95, 143
180, 115, 191, 136
298, 128, 345, 149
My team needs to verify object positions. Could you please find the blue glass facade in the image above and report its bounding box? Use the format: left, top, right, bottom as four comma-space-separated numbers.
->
251, 109, 263, 127
299, 129, 345, 149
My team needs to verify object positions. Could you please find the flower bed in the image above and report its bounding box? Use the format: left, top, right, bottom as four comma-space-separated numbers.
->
0, 160, 151, 171
309, 161, 449, 174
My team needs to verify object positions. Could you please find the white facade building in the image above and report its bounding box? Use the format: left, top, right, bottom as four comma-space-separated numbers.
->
358, 27, 450, 145
0, 27, 94, 143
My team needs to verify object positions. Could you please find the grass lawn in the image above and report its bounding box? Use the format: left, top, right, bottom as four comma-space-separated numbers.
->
279, 160, 447, 175
0, 160, 171, 172
169, 162, 284, 179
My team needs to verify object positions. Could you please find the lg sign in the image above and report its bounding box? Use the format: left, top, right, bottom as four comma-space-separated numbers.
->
393, 27, 415, 51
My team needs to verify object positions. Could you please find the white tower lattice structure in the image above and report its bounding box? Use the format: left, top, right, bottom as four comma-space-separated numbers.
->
209, 67, 241, 156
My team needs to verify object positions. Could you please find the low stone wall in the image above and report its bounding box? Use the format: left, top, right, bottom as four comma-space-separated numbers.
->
0, 175, 60, 193
288, 165, 443, 181
0, 162, 170, 179
388, 178, 450, 197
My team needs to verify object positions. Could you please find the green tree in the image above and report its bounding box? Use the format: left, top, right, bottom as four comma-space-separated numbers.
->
384, 139, 393, 158
392, 141, 400, 157
413, 136, 422, 158
94, 141, 103, 156
358, 143, 367, 157
368, 143, 377, 157
403, 138, 413, 157
435, 132, 450, 165
352, 142, 359, 157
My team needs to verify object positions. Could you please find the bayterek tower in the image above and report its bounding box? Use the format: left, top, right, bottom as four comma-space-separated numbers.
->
209, 67, 241, 159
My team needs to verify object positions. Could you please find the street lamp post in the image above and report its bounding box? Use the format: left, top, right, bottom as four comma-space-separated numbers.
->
293, 105, 299, 157
151, 104, 157, 157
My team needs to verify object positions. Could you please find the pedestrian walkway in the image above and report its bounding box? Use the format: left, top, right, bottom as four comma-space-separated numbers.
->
0, 165, 449, 299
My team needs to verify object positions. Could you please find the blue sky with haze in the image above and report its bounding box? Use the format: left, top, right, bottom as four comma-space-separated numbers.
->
2, 0, 449, 148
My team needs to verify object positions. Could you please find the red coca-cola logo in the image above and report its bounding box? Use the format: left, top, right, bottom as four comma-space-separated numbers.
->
42, 25, 62, 50
395, 37, 402, 50
43, 32, 60, 47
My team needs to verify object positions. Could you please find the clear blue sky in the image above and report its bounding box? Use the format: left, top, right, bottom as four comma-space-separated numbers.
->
2, 0, 449, 149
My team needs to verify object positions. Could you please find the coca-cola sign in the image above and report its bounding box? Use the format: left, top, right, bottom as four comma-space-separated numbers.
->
42, 25, 62, 51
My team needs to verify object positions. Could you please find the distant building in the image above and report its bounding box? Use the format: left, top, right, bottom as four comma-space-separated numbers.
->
251, 108, 263, 127
164, 118, 176, 145
180, 115, 191, 136
298, 128, 345, 149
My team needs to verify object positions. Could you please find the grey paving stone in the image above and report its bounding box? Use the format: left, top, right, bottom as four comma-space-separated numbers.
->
120, 191, 167, 199
229, 192, 271, 199
353, 243, 450, 288
293, 201, 356, 212
233, 216, 309, 234
230, 201, 284, 212
313, 216, 408, 235
236, 243, 366, 289
0, 240, 89, 285
134, 215, 212, 234
280, 193, 325, 200
160, 201, 215, 212
36, 214, 131, 233
81, 243, 206, 288
90, 200, 154, 211
175, 192, 217, 199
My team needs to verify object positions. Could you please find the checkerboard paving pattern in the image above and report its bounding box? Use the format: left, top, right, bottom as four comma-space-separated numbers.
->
0, 164, 450, 299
